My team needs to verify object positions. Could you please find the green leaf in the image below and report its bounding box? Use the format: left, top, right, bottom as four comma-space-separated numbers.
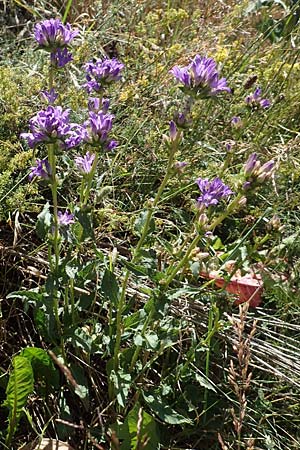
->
3, 356, 34, 446
144, 331, 159, 350
101, 269, 119, 304
19, 347, 59, 389
36, 202, 52, 239
65, 263, 79, 279
142, 391, 192, 425
6, 289, 42, 303
124, 310, 146, 330
133, 334, 144, 347
70, 364, 89, 410
195, 373, 217, 392
75, 209, 95, 241
110, 369, 131, 408
134, 210, 155, 237
127, 403, 160, 450
123, 260, 148, 277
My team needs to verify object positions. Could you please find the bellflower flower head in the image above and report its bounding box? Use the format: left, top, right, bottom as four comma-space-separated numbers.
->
29, 158, 51, 180
75, 151, 95, 174
245, 88, 270, 109
34, 18, 79, 51
83, 111, 114, 145
64, 124, 88, 149
40, 88, 58, 104
50, 47, 73, 68
170, 54, 231, 98
20, 106, 84, 149
196, 177, 233, 208
20, 106, 70, 148
83, 58, 124, 93
58, 210, 75, 226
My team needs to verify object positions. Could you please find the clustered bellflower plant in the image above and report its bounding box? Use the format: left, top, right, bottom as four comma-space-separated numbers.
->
13, 18, 278, 449
21, 17, 124, 346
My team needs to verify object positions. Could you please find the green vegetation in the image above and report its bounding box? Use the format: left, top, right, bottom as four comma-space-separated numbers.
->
0, 1, 300, 449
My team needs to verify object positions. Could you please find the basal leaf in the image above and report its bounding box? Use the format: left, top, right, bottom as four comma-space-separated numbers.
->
142, 391, 192, 425
19, 347, 59, 389
101, 269, 119, 304
3, 356, 34, 446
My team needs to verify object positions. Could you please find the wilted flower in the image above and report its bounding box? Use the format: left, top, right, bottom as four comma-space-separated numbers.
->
58, 210, 75, 226
196, 177, 233, 208
20, 106, 84, 149
29, 158, 51, 180
34, 18, 79, 50
50, 47, 73, 68
40, 88, 58, 104
75, 151, 95, 174
245, 88, 270, 109
83, 58, 124, 92
170, 54, 231, 97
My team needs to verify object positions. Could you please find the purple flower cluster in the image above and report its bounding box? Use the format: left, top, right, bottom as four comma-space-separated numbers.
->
196, 177, 233, 208
58, 210, 75, 226
83, 111, 117, 149
34, 18, 78, 69
170, 55, 231, 97
29, 158, 51, 180
75, 151, 95, 174
245, 88, 270, 109
83, 58, 124, 93
40, 88, 58, 104
34, 18, 79, 50
50, 47, 73, 68
20, 105, 85, 149
243, 153, 275, 183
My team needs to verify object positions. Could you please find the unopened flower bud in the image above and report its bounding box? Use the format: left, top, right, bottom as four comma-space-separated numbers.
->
226, 142, 232, 152
198, 213, 208, 226
267, 215, 281, 231
243, 181, 252, 190
257, 160, 275, 182
231, 116, 242, 128
169, 120, 178, 141
244, 153, 260, 176
237, 196, 247, 208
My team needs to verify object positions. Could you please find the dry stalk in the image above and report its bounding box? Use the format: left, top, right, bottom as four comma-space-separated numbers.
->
228, 303, 257, 450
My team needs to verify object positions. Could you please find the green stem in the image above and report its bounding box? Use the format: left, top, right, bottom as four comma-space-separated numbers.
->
48, 144, 61, 336
111, 139, 178, 387
130, 193, 244, 371
83, 152, 99, 206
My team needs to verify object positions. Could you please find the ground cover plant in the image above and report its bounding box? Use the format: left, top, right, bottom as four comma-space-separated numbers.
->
1, 1, 300, 449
